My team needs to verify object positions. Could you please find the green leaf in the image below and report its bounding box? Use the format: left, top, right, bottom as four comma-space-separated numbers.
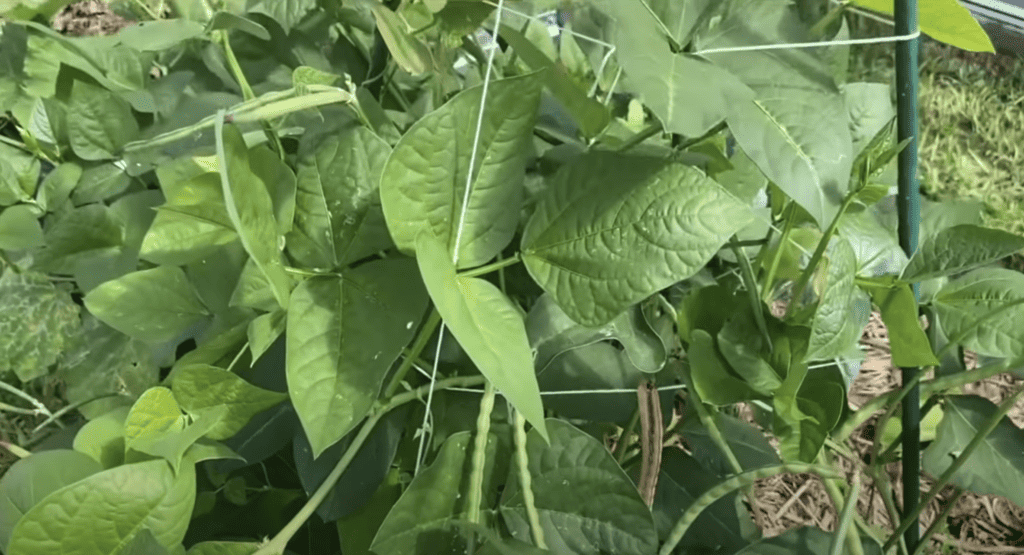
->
67, 80, 139, 161
186, 541, 261, 555
602, 1, 755, 138
381, 73, 542, 270
807, 235, 869, 360
35, 203, 124, 273
0, 204, 44, 250
415, 232, 548, 442
36, 162, 82, 214
932, 268, 1024, 358
701, 0, 853, 228
246, 0, 317, 34
172, 364, 287, 441
522, 152, 753, 326
228, 258, 278, 312
141, 207, 238, 267
115, 19, 207, 51
500, 419, 658, 554
0, 142, 39, 206
0, 0, 75, 21
336, 467, 403, 555
288, 126, 393, 269
0, 450, 103, 552
499, 25, 611, 140
6, 459, 195, 555
903, 224, 1024, 283
215, 121, 291, 307
205, 12, 271, 40
923, 395, 1024, 507
688, 330, 759, 406
717, 305, 783, 396
287, 257, 429, 457
679, 412, 781, 475
0, 271, 81, 381
72, 163, 132, 205
59, 314, 158, 420
850, 0, 994, 53
372, 431, 507, 554
735, 526, 883, 555
651, 450, 755, 552
83, 266, 211, 345
357, 0, 432, 74
124, 387, 185, 450
130, 405, 229, 473
73, 405, 130, 469
247, 309, 285, 364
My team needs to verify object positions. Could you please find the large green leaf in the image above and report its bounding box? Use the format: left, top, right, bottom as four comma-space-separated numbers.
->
735, 526, 883, 555
73, 405, 130, 469
500, 419, 658, 555
849, 0, 994, 53
114, 19, 207, 51
6, 459, 195, 555
287, 257, 428, 457
522, 152, 753, 327
679, 412, 781, 476
599, 0, 754, 139
923, 395, 1024, 507
415, 231, 549, 442
699, 0, 853, 228
83, 265, 211, 345
171, 364, 287, 441
130, 404, 229, 474
0, 450, 103, 553
0, 142, 38, 206
215, 120, 291, 307
67, 80, 139, 161
381, 73, 542, 270
902, 224, 1024, 283
245, 0, 316, 33
0, 271, 81, 382
288, 126, 393, 270
860, 277, 938, 367
932, 268, 1024, 358
123, 387, 185, 450
140, 207, 238, 267
58, 313, 158, 420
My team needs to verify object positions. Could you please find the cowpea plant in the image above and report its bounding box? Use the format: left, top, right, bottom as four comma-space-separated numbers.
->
1, 0, 1023, 554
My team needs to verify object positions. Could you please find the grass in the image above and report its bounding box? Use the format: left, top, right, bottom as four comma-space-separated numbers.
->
845, 13, 1024, 268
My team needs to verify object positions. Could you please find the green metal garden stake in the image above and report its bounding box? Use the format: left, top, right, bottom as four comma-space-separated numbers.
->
894, 0, 922, 551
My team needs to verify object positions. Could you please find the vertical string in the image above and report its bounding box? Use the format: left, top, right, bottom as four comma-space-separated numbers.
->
413, 0, 508, 476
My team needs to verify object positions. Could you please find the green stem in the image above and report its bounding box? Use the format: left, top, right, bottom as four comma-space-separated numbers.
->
253, 374, 486, 555
866, 464, 909, 555
0, 402, 34, 415
730, 240, 773, 351
213, 28, 283, 157
466, 381, 496, 526
31, 393, 121, 434
0, 380, 51, 417
459, 253, 521, 279
383, 310, 442, 398
617, 122, 663, 152
820, 450, 865, 555
911, 486, 964, 555
613, 403, 641, 463
761, 203, 797, 302
883, 384, 1024, 552
0, 250, 23, 274
513, 409, 547, 548
808, 0, 849, 39
0, 441, 31, 458
833, 356, 1024, 443
785, 191, 858, 320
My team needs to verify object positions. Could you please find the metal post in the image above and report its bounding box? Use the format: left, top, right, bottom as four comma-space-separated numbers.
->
894, 0, 922, 551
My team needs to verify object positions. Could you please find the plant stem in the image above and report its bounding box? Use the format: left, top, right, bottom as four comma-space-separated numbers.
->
513, 409, 547, 548
383, 310, 442, 398
253, 374, 485, 555
466, 381, 496, 526
911, 486, 964, 555
883, 384, 1024, 552
613, 402, 641, 463
785, 191, 858, 320
730, 241, 773, 351
677, 361, 768, 532
761, 203, 796, 302
616, 122, 663, 152
213, 28, 284, 157
833, 356, 1024, 442
820, 450, 865, 555
458, 253, 521, 279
